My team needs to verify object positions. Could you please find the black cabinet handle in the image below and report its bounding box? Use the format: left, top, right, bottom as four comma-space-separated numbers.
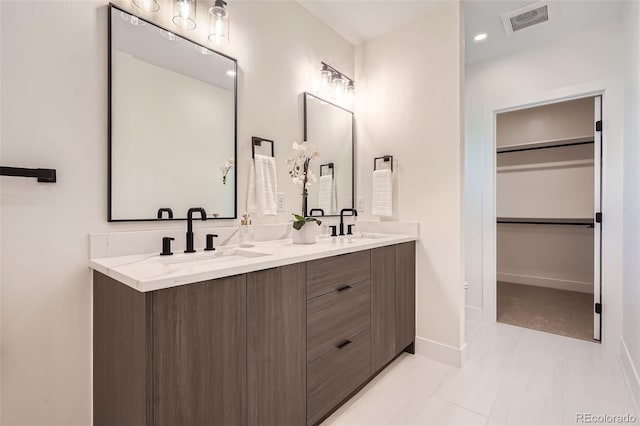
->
336, 285, 352, 292
336, 340, 352, 349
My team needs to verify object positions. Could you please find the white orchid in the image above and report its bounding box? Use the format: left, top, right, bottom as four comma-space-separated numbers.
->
288, 141, 319, 188
220, 157, 234, 185
288, 141, 321, 227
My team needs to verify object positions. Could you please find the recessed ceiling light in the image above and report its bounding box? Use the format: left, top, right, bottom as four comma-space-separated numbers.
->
473, 33, 488, 42
227, 70, 236, 77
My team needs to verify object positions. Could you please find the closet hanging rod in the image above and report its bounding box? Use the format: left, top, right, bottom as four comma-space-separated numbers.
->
497, 218, 594, 227
497, 140, 594, 154
251, 137, 274, 159
0, 166, 56, 183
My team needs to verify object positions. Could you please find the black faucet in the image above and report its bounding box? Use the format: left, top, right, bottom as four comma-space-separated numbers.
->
185, 207, 207, 253
339, 208, 358, 236
157, 208, 174, 219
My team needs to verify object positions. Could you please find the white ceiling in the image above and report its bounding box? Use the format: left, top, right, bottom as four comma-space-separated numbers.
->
296, 0, 446, 46
296, 0, 624, 65
463, 0, 624, 64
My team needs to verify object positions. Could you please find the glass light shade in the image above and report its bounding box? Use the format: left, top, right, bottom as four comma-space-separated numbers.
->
320, 64, 332, 94
332, 73, 346, 99
346, 80, 355, 103
208, 0, 229, 44
121, 11, 145, 26
173, 0, 197, 30
132, 0, 159, 12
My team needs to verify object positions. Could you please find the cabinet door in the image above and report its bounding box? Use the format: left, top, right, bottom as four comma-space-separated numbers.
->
396, 241, 416, 353
247, 265, 306, 426
152, 275, 247, 426
371, 246, 396, 372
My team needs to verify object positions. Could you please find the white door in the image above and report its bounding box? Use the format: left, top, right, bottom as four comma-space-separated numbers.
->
593, 95, 603, 341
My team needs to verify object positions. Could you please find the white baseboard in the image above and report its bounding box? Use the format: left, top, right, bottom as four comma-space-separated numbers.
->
497, 272, 593, 293
415, 336, 464, 367
620, 337, 640, 414
465, 305, 483, 321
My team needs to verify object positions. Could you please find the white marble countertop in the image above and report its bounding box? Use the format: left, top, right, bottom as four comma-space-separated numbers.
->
89, 233, 418, 292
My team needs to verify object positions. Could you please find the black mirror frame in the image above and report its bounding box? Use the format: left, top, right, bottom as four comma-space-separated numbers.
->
107, 4, 238, 222
303, 92, 355, 217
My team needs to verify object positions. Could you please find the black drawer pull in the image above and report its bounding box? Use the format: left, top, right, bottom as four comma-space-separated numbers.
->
336, 340, 352, 349
336, 285, 352, 292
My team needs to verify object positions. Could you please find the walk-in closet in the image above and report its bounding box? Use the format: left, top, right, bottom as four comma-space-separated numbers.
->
496, 96, 602, 341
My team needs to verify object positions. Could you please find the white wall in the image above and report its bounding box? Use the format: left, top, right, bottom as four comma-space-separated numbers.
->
464, 18, 625, 349
355, 2, 464, 364
622, 0, 640, 410
0, 1, 354, 424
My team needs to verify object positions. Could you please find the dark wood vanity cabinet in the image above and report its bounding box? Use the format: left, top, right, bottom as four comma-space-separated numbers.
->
247, 265, 306, 426
94, 273, 248, 426
371, 241, 417, 372
153, 275, 247, 426
395, 241, 417, 353
94, 242, 415, 426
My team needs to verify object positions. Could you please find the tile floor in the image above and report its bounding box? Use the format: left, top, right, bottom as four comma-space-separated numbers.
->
321, 321, 638, 426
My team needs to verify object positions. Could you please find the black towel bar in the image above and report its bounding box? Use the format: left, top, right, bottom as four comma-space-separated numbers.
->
0, 166, 56, 183
251, 137, 274, 159
320, 162, 334, 178
374, 155, 393, 172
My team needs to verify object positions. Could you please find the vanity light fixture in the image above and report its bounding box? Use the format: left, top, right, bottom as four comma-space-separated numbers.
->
208, 0, 229, 44
318, 62, 355, 104
121, 11, 146, 26
132, 0, 159, 12
173, 0, 197, 30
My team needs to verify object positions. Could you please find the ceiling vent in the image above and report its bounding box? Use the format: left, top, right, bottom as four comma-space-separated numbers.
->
501, 1, 550, 35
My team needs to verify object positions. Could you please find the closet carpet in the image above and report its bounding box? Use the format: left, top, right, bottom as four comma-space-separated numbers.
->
497, 281, 595, 341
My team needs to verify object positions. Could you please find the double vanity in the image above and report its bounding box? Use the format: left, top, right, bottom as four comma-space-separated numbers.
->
91, 232, 416, 426
98, 4, 415, 425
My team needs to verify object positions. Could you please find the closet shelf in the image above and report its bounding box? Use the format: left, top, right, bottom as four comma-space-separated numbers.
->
497, 136, 594, 154
497, 217, 594, 227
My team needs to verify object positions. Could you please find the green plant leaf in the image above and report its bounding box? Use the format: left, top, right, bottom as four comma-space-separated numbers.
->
292, 220, 304, 230
293, 214, 305, 221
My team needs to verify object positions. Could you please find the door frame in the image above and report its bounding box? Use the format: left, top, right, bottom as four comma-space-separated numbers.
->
486, 90, 605, 341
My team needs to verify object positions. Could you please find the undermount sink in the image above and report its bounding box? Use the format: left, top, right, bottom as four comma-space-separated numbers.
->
158, 249, 271, 266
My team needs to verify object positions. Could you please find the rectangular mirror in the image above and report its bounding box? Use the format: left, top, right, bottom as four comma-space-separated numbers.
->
109, 5, 237, 221
304, 92, 354, 216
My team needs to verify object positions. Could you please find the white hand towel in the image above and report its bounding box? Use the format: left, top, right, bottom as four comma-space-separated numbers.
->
372, 169, 393, 217
247, 154, 278, 216
318, 175, 337, 214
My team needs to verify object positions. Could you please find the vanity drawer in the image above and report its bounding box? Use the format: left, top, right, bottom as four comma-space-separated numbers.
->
307, 281, 370, 363
307, 330, 371, 426
306, 250, 371, 299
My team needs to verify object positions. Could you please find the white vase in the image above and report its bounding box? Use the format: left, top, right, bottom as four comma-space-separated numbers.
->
291, 223, 319, 244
